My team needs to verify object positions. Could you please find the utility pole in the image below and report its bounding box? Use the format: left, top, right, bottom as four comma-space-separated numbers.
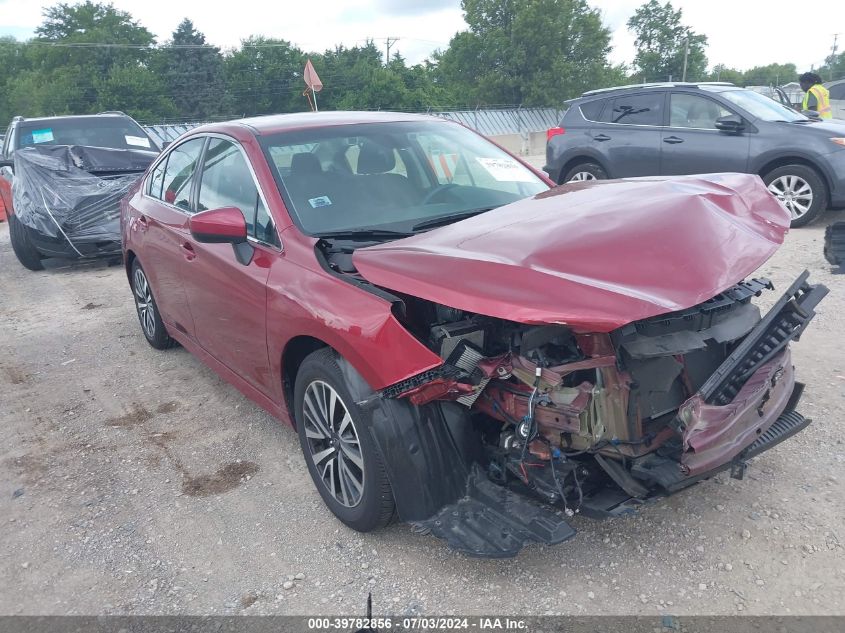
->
385, 37, 400, 65
682, 36, 690, 82
829, 34, 840, 80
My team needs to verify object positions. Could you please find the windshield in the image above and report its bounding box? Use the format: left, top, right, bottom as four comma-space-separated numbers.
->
719, 89, 806, 122
17, 118, 157, 151
260, 120, 548, 236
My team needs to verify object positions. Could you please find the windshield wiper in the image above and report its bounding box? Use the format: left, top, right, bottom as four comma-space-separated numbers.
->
317, 229, 414, 241
411, 207, 495, 231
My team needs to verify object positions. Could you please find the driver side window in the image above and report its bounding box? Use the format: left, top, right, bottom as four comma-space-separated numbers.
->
670, 94, 732, 129
197, 138, 279, 248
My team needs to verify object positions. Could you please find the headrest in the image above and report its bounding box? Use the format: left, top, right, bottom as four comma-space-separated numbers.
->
356, 141, 395, 175
290, 152, 322, 176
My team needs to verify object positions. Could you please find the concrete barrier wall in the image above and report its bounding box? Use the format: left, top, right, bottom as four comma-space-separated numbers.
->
488, 132, 547, 157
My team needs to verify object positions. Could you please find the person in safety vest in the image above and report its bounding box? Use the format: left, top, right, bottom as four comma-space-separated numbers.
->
799, 72, 832, 119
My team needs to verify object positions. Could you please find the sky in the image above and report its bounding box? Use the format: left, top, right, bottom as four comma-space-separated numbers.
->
0, 0, 841, 74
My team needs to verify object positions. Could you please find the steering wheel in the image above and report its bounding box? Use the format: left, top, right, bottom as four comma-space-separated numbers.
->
422, 183, 459, 205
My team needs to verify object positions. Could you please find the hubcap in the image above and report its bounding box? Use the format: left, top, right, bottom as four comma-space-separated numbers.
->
568, 171, 597, 182
767, 175, 813, 219
133, 268, 156, 339
302, 380, 365, 508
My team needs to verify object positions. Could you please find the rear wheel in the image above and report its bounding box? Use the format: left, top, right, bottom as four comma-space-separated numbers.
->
131, 259, 174, 350
294, 348, 395, 532
562, 162, 607, 183
8, 214, 45, 271
762, 165, 827, 227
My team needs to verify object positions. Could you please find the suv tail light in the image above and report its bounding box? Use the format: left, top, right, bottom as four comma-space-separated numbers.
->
547, 127, 565, 141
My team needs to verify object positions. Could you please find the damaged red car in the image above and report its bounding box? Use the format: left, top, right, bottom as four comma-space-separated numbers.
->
121, 112, 828, 557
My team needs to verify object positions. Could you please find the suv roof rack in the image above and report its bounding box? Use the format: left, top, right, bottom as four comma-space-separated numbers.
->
12, 116, 24, 122
581, 81, 735, 97
97, 110, 128, 116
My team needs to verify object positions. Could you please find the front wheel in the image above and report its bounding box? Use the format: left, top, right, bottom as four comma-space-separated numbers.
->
295, 348, 395, 532
131, 259, 174, 350
763, 165, 827, 227
562, 162, 607, 184
8, 214, 45, 271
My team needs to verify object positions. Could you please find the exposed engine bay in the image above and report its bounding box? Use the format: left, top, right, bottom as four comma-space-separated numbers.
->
319, 235, 828, 557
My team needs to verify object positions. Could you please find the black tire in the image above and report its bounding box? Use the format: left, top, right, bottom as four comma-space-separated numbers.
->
130, 259, 175, 350
8, 214, 45, 271
562, 162, 607, 184
762, 164, 828, 228
294, 348, 395, 532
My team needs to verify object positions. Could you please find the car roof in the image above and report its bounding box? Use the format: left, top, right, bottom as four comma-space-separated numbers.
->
14, 113, 136, 125
578, 82, 736, 99
191, 111, 442, 137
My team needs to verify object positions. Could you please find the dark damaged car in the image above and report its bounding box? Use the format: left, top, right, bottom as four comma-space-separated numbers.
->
0, 113, 159, 270
121, 112, 828, 557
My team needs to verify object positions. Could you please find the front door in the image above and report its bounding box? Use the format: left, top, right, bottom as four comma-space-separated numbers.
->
179, 137, 279, 397
660, 92, 750, 175
135, 137, 207, 339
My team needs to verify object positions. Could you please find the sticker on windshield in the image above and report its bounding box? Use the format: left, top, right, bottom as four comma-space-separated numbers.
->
309, 196, 332, 208
125, 135, 151, 148
31, 128, 54, 144
475, 157, 536, 182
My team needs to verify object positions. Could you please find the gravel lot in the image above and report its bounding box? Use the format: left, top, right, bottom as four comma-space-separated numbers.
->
1, 198, 844, 617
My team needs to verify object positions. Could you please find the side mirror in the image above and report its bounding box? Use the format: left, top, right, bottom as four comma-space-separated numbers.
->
801, 109, 821, 121
715, 114, 745, 133
189, 207, 254, 265
161, 141, 172, 150
0, 158, 13, 169
189, 207, 247, 244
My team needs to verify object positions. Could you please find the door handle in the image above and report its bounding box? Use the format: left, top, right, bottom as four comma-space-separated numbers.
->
180, 241, 196, 261
593, 134, 611, 142
137, 215, 149, 231
663, 136, 684, 144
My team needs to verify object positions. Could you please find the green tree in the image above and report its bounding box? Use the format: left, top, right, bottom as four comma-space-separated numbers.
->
435, 0, 619, 106
708, 64, 744, 85
741, 63, 797, 86
223, 37, 306, 116
627, 0, 707, 82
95, 64, 177, 121
152, 19, 228, 120
34, 1, 155, 75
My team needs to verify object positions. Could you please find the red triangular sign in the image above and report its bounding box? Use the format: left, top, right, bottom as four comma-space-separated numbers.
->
303, 59, 323, 93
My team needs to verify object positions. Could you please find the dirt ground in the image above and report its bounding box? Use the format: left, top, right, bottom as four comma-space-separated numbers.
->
1, 202, 844, 617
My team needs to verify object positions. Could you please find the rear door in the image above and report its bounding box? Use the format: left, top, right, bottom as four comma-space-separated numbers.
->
660, 92, 750, 175
180, 136, 279, 397
590, 91, 666, 177
133, 136, 206, 338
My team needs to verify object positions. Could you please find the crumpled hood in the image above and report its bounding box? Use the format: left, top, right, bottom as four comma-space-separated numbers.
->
353, 173, 790, 332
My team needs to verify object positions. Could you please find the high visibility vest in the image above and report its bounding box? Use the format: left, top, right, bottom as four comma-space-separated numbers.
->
803, 84, 832, 119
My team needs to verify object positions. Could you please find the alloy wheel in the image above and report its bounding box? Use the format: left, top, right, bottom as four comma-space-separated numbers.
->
133, 267, 156, 339
767, 175, 813, 220
302, 380, 365, 508
568, 171, 597, 182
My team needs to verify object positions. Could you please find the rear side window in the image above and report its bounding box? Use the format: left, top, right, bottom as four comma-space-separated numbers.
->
601, 92, 665, 126
829, 83, 845, 100
198, 138, 278, 247
159, 138, 205, 211
579, 99, 606, 121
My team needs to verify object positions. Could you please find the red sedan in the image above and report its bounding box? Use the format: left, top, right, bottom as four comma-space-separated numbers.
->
121, 112, 826, 557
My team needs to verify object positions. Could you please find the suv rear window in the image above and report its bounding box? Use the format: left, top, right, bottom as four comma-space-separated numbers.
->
600, 92, 665, 126
579, 99, 606, 121
17, 118, 156, 151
